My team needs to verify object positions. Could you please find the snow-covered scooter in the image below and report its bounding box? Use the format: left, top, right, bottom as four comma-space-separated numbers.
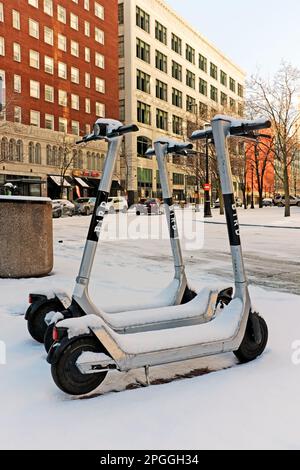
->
47, 115, 270, 396
25, 119, 202, 347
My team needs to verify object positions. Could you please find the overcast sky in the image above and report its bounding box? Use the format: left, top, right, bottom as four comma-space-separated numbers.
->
166, 0, 300, 78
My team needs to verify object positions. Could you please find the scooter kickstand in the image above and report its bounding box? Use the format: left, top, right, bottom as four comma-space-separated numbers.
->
144, 366, 151, 386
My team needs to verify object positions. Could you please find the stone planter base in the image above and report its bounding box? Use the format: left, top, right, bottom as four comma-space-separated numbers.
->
0, 196, 53, 278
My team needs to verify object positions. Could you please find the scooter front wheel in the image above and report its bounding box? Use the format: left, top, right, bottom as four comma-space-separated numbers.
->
234, 312, 268, 364
27, 300, 63, 343
51, 336, 108, 396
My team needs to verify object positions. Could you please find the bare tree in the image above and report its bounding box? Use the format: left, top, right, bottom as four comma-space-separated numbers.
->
248, 63, 300, 216
0, 90, 24, 163
53, 133, 78, 199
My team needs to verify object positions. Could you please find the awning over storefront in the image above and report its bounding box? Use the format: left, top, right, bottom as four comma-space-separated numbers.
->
74, 177, 90, 188
49, 176, 71, 187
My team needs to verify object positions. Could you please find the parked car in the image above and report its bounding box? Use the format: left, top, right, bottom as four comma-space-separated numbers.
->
52, 201, 62, 219
273, 195, 300, 207
74, 197, 96, 216
214, 197, 242, 209
262, 198, 274, 207
105, 196, 128, 213
53, 199, 75, 217
136, 198, 162, 216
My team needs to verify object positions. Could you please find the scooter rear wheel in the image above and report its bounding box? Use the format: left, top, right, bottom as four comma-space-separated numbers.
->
51, 336, 108, 396
27, 300, 63, 343
234, 313, 268, 364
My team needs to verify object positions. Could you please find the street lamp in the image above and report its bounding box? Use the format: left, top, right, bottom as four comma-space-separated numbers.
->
204, 135, 213, 218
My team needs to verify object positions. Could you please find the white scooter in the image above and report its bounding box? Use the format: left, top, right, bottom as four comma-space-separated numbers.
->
47, 115, 270, 396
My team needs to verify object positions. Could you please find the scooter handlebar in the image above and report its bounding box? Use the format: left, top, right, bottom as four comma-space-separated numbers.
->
76, 124, 139, 144
190, 118, 271, 141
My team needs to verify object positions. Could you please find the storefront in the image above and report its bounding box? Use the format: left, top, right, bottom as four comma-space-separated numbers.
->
47, 175, 72, 200
0, 175, 45, 197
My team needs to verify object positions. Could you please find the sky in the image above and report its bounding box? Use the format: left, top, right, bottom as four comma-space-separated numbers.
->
166, 0, 300, 78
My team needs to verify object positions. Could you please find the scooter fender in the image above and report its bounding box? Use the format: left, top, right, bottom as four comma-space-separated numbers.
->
25, 295, 48, 320
47, 333, 95, 365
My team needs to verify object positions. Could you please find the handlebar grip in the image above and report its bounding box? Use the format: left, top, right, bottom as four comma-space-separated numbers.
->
145, 148, 155, 156
230, 119, 271, 135
190, 129, 213, 141
117, 124, 139, 136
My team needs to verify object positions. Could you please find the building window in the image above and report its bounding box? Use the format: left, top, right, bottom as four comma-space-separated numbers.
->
199, 54, 207, 72
0, 3, 3, 22
136, 38, 150, 63
84, 21, 90, 37
173, 173, 184, 185
44, 56, 54, 74
35, 143, 41, 164
71, 67, 79, 84
238, 84, 244, 98
13, 43, 21, 62
29, 141, 35, 163
238, 103, 244, 116
186, 44, 195, 64
45, 114, 54, 130
30, 80, 40, 98
136, 6, 150, 33
85, 47, 90, 62
71, 94, 79, 110
230, 98, 236, 111
85, 73, 91, 88
119, 67, 125, 90
156, 109, 168, 131
0, 36, 4, 56
230, 77, 236, 93
30, 110, 40, 127
118, 3, 124, 25
155, 51, 167, 73
210, 63, 218, 80
85, 98, 91, 114
71, 40, 79, 57
14, 107, 22, 123
119, 35, 124, 58
186, 70, 195, 89
95, 27, 104, 44
96, 102, 105, 117
16, 140, 23, 161
12, 10, 20, 30
221, 70, 227, 87
137, 168, 153, 189
29, 50, 39, 68
173, 115, 183, 135
221, 92, 228, 107
58, 34, 67, 51
172, 61, 182, 82
119, 99, 125, 121
29, 18, 39, 39
199, 78, 207, 96
171, 34, 182, 55
58, 89, 67, 107
84, 0, 90, 11
155, 21, 167, 45
199, 102, 208, 119
156, 80, 168, 101
58, 62, 67, 79
44, 26, 53, 45
137, 101, 151, 125
137, 136, 152, 158
59, 117, 67, 133
44, 0, 53, 16
28, 0, 38, 6
186, 95, 196, 113
95, 2, 104, 20
172, 88, 182, 108
14, 75, 21, 93
95, 52, 105, 69
70, 13, 78, 30
57, 5, 66, 23
137, 70, 151, 94
210, 85, 218, 102
71, 121, 80, 136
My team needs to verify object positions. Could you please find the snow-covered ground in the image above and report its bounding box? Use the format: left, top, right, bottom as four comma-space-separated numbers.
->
0, 207, 300, 450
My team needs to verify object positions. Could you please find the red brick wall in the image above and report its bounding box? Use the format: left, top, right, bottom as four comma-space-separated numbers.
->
0, 0, 119, 132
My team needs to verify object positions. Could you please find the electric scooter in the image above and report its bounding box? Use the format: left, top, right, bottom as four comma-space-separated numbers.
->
47, 115, 270, 396
25, 119, 199, 347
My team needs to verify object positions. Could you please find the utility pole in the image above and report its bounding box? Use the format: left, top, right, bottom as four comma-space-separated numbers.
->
204, 135, 212, 218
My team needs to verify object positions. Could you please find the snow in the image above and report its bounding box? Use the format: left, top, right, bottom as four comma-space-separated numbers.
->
0, 196, 51, 202
0, 207, 300, 450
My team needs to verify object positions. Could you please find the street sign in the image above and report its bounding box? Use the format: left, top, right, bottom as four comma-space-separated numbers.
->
203, 184, 211, 191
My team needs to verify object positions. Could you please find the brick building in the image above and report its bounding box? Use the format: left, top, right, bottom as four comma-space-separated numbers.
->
0, 0, 119, 198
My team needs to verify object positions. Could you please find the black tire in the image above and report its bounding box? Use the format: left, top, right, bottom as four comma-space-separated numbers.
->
44, 323, 56, 353
27, 300, 63, 343
136, 211, 141, 216
234, 313, 268, 364
51, 336, 108, 396
85, 207, 91, 216
297, 202, 300, 207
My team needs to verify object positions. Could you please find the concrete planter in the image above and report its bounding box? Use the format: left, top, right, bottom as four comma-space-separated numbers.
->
0, 196, 53, 278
